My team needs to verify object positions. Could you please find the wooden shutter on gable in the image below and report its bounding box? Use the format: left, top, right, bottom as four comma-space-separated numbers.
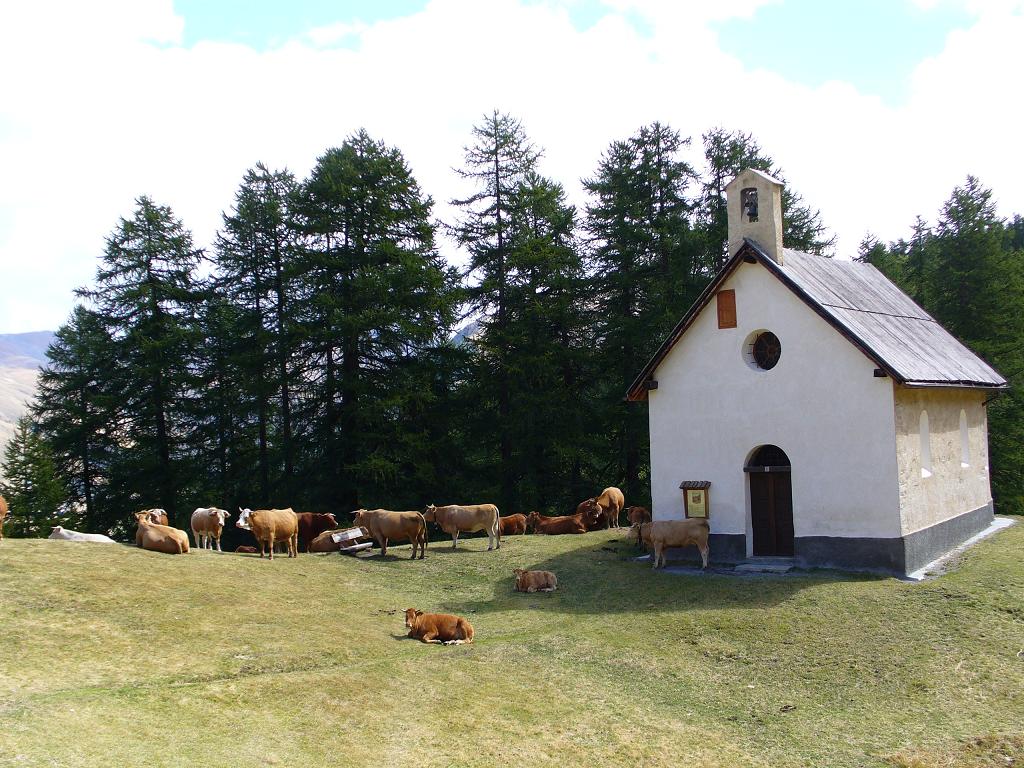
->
717, 289, 736, 329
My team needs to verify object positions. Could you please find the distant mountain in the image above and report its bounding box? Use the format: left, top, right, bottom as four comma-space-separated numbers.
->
0, 331, 54, 467
451, 319, 481, 347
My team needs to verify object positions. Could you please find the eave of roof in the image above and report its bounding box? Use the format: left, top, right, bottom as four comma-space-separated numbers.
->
626, 239, 1008, 401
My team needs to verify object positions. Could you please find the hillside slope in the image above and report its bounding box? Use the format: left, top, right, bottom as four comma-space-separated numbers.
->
0, 331, 52, 459
1, 524, 1022, 767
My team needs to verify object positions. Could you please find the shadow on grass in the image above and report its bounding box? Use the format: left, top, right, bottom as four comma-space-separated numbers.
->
450, 533, 886, 617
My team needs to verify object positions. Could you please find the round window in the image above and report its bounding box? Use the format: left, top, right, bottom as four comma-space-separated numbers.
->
743, 330, 781, 370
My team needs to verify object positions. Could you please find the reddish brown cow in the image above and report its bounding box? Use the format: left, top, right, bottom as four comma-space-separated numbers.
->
626, 506, 652, 544
577, 487, 625, 530
296, 512, 339, 552
404, 608, 474, 645
0, 495, 8, 541
526, 509, 594, 535
235, 545, 258, 554
499, 514, 527, 536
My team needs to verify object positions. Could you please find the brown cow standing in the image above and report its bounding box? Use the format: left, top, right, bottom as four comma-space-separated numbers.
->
0, 495, 8, 541
423, 504, 500, 550
236, 507, 299, 560
526, 509, 595, 535
404, 608, 474, 645
134, 512, 190, 555
577, 487, 625, 529
296, 512, 339, 552
499, 514, 527, 536
352, 509, 427, 559
649, 519, 710, 569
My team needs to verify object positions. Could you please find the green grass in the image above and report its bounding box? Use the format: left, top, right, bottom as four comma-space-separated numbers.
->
1, 523, 1023, 767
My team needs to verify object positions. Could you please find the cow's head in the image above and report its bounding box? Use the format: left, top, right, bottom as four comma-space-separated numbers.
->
323, 512, 338, 527
134, 511, 151, 525
404, 608, 423, 628
512, 568, 526, 589
525, 511, 540, 529
208, 508, 231, 527
351, 509, 367, 526
236, 508, 253, 530
51, 526, 63, 534
421, 504, 437, 523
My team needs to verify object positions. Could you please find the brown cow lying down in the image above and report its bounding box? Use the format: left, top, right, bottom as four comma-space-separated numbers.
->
526, 510, 593, 535
352, 509, 426, 559
0, 494, 8, 541
235, 545, 258, 554
236, 507, 298, 559
296, 512, 339, 552
499, 513, 527, 536
423, 504, 500, 550
649, 519, 710, 570
404, 608, 474, 645
513, 568, 558, 593
134, 512, 190, 554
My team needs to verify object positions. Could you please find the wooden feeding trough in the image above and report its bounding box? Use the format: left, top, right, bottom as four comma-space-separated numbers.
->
330, 526, 373, 555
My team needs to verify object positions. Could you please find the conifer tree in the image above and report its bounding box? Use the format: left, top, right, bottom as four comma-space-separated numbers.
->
0, 415, 66, 536
75, 197, 206, 525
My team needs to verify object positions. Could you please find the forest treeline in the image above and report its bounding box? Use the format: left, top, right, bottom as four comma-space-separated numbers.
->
2, 113, 1021, 536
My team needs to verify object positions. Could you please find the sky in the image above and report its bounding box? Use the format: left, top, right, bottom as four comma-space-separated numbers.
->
1, 0, 1022, 334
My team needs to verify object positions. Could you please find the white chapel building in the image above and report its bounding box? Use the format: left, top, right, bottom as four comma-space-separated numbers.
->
627, 169, 1006, 575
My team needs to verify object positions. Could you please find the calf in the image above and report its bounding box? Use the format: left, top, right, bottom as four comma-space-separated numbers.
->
526, 509, 594, 535
48, 526, 116, 543
423, 504, 500, 550
296, 512, 339, 552
134, 512, 190, 555
404, 608, 474, 645
352, 509, 427, 559
191, 507, 231, 551
499, 514, 527, 536
513, 568, 558, 593
236, 507, 298, 559
0, 494, 7, 541
649, 519, 710, 570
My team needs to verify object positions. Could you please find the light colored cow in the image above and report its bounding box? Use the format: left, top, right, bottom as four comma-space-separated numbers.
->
48, 526, 116, 543
191, 507, 231, 551
236, 507, 298, 559
134, 512, 190, 554
422, 503, 500, 550
513, 568, 558, 592
351, 509, 427, 559
649, 519, 710, 569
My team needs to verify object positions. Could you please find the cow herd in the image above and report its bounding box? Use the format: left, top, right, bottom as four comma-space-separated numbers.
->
2, 486, 713, 644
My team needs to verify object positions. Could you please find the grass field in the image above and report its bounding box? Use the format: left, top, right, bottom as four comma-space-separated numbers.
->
1, 523, 1023, 768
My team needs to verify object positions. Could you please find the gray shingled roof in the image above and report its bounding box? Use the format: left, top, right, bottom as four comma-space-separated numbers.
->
626, 240, 1006, 400
766, 245, 1006, 388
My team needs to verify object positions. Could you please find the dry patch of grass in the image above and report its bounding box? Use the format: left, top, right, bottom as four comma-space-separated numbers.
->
1, 524, 1023, 767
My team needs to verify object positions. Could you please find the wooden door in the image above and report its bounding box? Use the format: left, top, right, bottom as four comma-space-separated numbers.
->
750, 471, 794, 556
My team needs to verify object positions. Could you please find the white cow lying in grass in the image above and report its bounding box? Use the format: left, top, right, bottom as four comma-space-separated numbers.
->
48, 526, 116, 543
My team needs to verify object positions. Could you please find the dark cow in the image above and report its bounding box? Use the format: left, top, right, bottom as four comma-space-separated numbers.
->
296, 512, 339, 552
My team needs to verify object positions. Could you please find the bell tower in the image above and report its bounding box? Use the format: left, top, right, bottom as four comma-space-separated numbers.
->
725, 168, 785, 265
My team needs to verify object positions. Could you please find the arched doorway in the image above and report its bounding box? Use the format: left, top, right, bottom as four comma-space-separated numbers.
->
745, 445, 794, 557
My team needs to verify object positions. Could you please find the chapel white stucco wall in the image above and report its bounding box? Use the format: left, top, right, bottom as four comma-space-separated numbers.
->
647, 260, 903, 548
893, 387, 993, 535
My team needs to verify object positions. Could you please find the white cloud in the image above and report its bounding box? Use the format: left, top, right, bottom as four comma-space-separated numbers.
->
0, 0, 1020, 333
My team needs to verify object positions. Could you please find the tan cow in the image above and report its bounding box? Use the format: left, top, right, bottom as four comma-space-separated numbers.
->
351, 509, 427, 559
404, 608, 474, 645
649, 519, 710, 570
134, 512, 190, 554
139, 508, 169, 526
423, 503, 500, 550
626, 506, 652, 546
0, 495, 8, 541
236, 507, 298, 559
191, 507, 231, 551
632, 521, 654, 551
578, 487, 625, 529
513, 568, 558, 593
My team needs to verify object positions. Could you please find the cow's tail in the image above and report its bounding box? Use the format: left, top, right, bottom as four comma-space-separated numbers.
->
494, 505, 501, 547
418, 512, 428, 555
